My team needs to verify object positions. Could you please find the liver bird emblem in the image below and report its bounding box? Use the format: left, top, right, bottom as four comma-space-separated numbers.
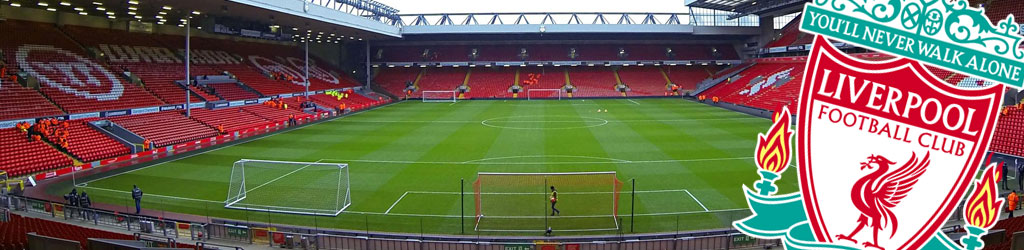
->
835, 152, 931, 250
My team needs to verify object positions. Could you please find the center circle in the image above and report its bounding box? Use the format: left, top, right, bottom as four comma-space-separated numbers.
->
480, 115, 609, 130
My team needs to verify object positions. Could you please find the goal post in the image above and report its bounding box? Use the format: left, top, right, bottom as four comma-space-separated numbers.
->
526, 89, 563, 100
422, 90, 457, 103
473, 172, 623, 232
225, 159, 351, 216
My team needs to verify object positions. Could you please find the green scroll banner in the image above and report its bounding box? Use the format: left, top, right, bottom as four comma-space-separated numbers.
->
732, 187, 963, 250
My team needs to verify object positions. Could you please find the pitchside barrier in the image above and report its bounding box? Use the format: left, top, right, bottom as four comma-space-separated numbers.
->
2, 195, 781, 250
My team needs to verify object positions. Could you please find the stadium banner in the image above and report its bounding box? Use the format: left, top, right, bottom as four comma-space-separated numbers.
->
240, 29, 262, 38
229, 101, 246, 107
189, 102, 206, 109
552, 61, 582, 66
244, 99, 258, 105
69, 112, 101, 120
160, 105, 183, 111
0, 118, 35, 129
258, 97, 272, 103
279, 93, 293, 98
130, 107, 159, 115
798, 0, 1024, 87
767, 47, 787, 53
101, 109, 131, 117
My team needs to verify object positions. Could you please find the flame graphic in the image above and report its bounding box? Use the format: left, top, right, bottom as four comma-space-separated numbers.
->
756, 107, 793, 173
964, 164, 1004, 229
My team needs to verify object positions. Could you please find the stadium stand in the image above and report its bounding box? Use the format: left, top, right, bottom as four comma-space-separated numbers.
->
57, 121, 131, 163
616, 67, 669, 96
567, 67, 625, 97
466, 67, 515, 98
0, 85, 65, 121
992, 108, 1024, 157
663, 66, 717, 92
189, 107, 290, 134
983, 0, 1023, 24
374, 67, 421, 98
415, 68, 468, 94
700, 62, 804, 111
105, 112, 218, 148
1, 20, 165, 114
0, 213, 138, 250
519, 68, 568, 98
0, 128, 73, 177
205, 83, 261, 101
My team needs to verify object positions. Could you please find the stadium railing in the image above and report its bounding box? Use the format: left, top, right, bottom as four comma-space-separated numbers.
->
2, 194, 779, 250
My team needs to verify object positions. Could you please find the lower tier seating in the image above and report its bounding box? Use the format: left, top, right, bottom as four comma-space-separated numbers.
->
0, 128, 72, 176
61, 122, 131, 163
106, 111, 218, 148
0, 213, 135, 250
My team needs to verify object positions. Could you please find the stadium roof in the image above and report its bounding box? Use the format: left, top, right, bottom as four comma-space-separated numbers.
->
33, 0, 401, 39
685, 0, 806, 18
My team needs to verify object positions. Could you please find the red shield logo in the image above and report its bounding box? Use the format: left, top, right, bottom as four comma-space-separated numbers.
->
797, 36, 1003, 250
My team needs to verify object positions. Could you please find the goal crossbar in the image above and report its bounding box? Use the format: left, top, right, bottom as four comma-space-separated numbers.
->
526, 89, 563, 100
422, 90, 457, 103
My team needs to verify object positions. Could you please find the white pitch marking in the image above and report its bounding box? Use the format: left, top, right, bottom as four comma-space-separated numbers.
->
685, 189, 709, 212
627, 99, 640, 105
384, 191, 409, 214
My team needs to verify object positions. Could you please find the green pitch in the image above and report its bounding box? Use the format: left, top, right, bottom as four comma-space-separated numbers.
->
49, 98, 799, 235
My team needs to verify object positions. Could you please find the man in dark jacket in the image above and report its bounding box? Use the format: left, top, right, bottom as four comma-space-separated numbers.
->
79, 191, 92, 219
132, 185, 143, 214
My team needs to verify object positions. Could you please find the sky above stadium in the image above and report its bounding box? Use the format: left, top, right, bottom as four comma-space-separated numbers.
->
380, 0, 691, 14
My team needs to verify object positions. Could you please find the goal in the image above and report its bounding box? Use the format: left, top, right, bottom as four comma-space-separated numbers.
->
422, 90, 457, 103
527, 89, 563, 100
225, 159, 351, 216
473, 172, 623, 232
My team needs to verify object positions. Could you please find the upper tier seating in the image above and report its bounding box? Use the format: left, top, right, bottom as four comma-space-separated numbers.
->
0, 128, 73, 176
106, 111, 218, 148
0, 20, 165, 114
220, 64, 303, 96
59, 121, 131, 163
0, 213, 137, 250
0, 85, 65, 121
116, 63, 222, 103
372, 44, 742, 62
466, 67, 515, 98
616, 67, 668, 96
207, 83, 260, 101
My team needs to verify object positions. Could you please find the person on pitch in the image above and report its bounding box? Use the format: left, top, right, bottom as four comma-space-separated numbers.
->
550, 186, 560, 216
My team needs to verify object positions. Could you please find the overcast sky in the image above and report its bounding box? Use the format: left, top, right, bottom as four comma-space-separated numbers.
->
378, 0, 691, 14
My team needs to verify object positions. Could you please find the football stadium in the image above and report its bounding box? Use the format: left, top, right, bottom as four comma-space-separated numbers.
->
0, 0, 1021, 249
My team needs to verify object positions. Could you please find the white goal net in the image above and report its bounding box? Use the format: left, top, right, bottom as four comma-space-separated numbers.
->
422, 90, 457, 103
527, 89, 563, 100
225, 159, 351, 216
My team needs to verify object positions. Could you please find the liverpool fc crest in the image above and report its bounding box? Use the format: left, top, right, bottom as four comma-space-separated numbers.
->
733, 36, 1006, 250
